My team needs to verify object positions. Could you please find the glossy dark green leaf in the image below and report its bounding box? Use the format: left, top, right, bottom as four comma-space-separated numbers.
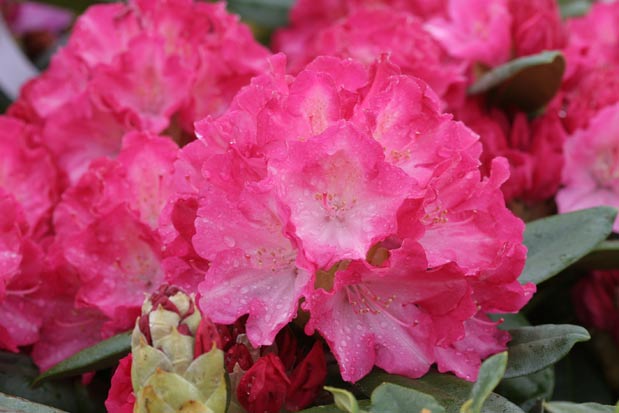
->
358, 372, 524, 413
0, 352, 102, 412
34, 331, 131, 385
520, 207, 617, 285
504, 325, 590, 379
462, 352, 508, 413
370, 383, 445, 413
469, 51, 565, 112
496, 367, 554, 412
0, 392, 68, 413
544, 401, 618, 413
227, 0, 294, 28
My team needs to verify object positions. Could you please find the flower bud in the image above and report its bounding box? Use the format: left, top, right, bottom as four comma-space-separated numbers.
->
237, 354, 290, 413
225, 343, 254, 372
130, 284, 227, 413
286, 341, 327, 411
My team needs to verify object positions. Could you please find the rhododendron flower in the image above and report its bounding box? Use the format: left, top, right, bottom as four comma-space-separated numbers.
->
425, 0, 512, 67
559, 2, 619, 134
29, 133, 179, 368
0, 116, 59, 235
562, 1, 619, 83
0, 192, 44, 352
237, 354, 290, 413
8, 0, 269, 183
557, 104, 619, 231
52, 132, 175, 316
273, 6, 466, 107
219, 320, 326, 412
31, 252, 110, 370
457, 99, 565, 204
179, 54, 533, 383
507, 0, 565, 58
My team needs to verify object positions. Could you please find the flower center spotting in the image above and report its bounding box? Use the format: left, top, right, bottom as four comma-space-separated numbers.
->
251, 246, 297, 274
310, 149, 361, 222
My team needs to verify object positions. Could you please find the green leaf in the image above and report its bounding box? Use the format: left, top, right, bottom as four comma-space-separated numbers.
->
325, 387, 360, 413
468, 51, 565, 112
504, 325, 590, 379
0, 352, 103, 412
370, 383, 445, 413
0, 392, 69, 413
557, 0, 593, 18
226, 0, 294, 28
358, 372, 524, 413
519, 207, 617, 285
461, 352, 507, 413
544, 401, 618, 413
34, 331, 131, 385
496, 367, 555, 412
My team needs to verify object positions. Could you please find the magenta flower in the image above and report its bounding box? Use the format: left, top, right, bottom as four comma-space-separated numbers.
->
8, 0, 270, 184
425, 0, 512, 67
557, 104, 619, 231
273, 5, 466, 108
180, 54, 533, 383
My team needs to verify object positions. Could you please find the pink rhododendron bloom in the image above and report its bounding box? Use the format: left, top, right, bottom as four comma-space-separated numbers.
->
557, 3, 619, 133
0, 116, 60, 235
273, 6, 466, 107
8, 0, 269, 183
0, 192, 44, 352
49, 132, 176, 343
457, 99, 565, 204
30, 254, 110, 370
563, 1, 619, 83
560, 67, 619, 135
557, 104, 619, 231
507, 0, 565, 58
183, 54, 533, 383
425, 0, 512, 67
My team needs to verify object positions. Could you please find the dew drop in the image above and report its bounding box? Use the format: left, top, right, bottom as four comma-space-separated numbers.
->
223, 236, 236, 247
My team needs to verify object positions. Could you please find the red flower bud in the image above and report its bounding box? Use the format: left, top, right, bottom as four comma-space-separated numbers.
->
275, 327, 298, 371
217, 324, 233, 351
225, 343, 254, 372
285, 341, 327, 411
194, 316, 222, 357
237, 354, 290, 413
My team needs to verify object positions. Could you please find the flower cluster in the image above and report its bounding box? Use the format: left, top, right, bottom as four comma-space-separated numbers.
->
0, 0, 270, 370
555, 1, 619, 228
14, 0, 619, 409
163, 53, 533, 382
273, 0, 568, 209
